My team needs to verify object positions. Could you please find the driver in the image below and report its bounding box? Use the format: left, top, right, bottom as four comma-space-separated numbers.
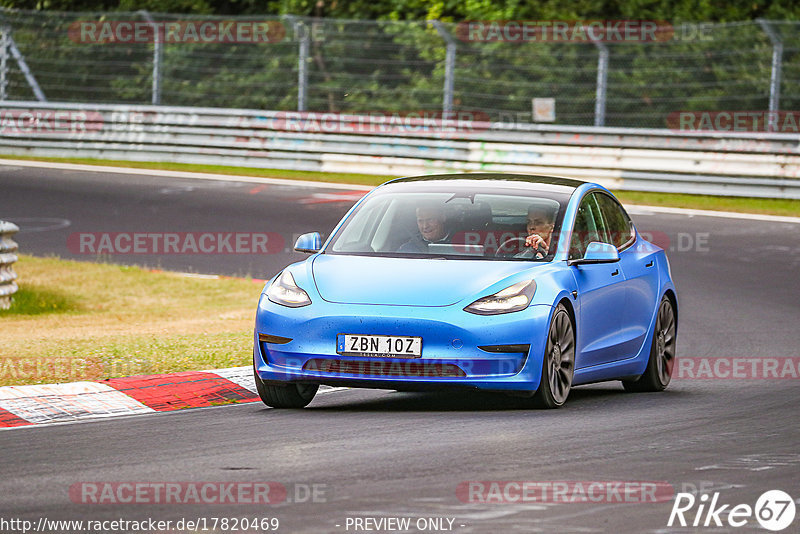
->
398, 205, 450, 252
516, 205, 555, 259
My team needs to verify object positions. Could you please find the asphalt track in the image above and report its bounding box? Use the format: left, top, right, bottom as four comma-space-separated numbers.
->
1, 164, 799, 533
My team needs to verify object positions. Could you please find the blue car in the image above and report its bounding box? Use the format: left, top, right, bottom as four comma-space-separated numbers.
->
253, 174, 677, 408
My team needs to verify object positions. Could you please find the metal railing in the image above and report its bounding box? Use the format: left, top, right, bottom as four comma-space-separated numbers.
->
0, 220, 19, 309
0, 101, 798, 198
0, 9, 798, 128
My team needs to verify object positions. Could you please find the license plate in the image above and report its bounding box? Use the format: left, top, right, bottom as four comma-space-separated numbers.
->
337, 334, 422, 358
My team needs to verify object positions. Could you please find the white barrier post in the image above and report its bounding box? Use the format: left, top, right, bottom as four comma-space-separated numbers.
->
0, 220, 19, 309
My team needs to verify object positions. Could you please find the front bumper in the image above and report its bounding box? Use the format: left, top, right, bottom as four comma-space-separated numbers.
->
253, 295, 554, 392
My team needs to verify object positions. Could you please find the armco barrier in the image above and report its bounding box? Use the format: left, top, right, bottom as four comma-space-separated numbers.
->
0, 102, 798, 198
0, 221, 19, 309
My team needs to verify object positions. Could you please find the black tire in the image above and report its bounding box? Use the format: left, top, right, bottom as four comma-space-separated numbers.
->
253, 369, 318, 408
532, 304, 575, 409
623, 295, 677, 392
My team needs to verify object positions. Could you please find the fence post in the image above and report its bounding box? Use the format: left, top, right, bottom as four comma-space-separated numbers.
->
297, 20, 309, 112
591, 39, 609, 127
0, 22, 46, 101
757, 19, 782, 131
139, 10, 162, 105
432, 21, 456, 115
0, 221, 19, 310
284, 15, 309, 112
0, 26, 8, 101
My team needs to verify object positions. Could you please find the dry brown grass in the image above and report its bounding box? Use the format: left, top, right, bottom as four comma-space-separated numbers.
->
0, 255, 264, 386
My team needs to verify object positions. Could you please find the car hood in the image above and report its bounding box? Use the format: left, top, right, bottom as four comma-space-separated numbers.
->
311, 254, 535, 306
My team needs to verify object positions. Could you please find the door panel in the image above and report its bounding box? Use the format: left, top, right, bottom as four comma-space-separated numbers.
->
593, 193, 659, 361
617, 240, 660, 359
570, 193, 629, 369
573, 262, 628, 368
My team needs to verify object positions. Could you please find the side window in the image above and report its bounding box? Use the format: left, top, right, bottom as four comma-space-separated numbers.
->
596, 193, 635, 250
569, 194, 608, 260
330, 196, 389, 252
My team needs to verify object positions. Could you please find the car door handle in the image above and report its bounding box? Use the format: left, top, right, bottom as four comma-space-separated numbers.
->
611, 269, 619, 276
645, 261, 654, 268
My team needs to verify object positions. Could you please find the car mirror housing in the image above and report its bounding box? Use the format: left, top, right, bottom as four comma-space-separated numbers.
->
569, 241, 620, 266
294, 232, 322, 253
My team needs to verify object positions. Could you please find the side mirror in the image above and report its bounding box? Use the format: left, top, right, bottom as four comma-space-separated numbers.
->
569, 241, 619, 266
294, 232, 322, 254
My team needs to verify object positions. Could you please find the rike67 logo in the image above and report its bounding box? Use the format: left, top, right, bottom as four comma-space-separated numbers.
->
668, 490, 796, 531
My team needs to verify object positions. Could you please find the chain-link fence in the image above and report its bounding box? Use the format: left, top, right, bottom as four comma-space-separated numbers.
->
0, 8, 797, 128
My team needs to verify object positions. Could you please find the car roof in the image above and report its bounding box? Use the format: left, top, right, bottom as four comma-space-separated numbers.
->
387, 173, 587, 194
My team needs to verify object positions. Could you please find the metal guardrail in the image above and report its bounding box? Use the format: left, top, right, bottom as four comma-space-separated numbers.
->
0, 220, 19, 309
0, 101, 798, 198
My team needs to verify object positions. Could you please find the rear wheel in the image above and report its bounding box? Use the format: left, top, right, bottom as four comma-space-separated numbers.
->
532, 304, 575, 409
623, 295, 677, 392
253, 369, 318, 408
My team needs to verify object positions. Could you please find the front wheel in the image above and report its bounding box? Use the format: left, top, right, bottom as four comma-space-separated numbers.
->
253, 369, 318, 408
623, 295, 677, 392
532, 304, 575, 409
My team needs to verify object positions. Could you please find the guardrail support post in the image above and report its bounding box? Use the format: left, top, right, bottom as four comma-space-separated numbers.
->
139, 11, 162, 105
432, 21, 456, 115
757, 19, 782, 131
592, 39, 609, 127
0, 221, 19, 310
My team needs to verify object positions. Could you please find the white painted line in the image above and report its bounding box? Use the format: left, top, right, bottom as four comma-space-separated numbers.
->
209, 366, 346, 395
0, 158, 375, 191
9, 217, 72, 233
0, 382, 154, 424
174, 272, 220, 280
318, 386, 349, 394
210, 366, 257, 393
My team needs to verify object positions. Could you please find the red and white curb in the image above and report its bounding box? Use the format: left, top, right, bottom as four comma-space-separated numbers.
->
0, 367, 340, 429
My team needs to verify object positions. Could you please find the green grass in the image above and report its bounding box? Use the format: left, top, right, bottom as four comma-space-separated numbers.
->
0, 155, 388, 186
0, 255, 260, 386
612, 191, 800, 218
2, 155, 798, 216
0, 286, 79, 316
40, 331, 255, 377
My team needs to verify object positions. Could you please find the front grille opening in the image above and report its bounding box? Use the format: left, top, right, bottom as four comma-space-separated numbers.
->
303, 359, 466, 378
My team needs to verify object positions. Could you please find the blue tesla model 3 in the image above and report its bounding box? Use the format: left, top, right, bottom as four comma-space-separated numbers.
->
253, 174, 677, 408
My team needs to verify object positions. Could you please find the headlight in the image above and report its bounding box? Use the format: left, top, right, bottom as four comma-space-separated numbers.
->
464, 280, 536, 315
267, 270, 312, 308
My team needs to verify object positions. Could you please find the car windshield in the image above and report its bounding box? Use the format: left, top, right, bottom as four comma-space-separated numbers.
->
327, 183, 567, 260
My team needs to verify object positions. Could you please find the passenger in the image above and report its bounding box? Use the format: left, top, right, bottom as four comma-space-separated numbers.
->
398, 205, 450, 253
